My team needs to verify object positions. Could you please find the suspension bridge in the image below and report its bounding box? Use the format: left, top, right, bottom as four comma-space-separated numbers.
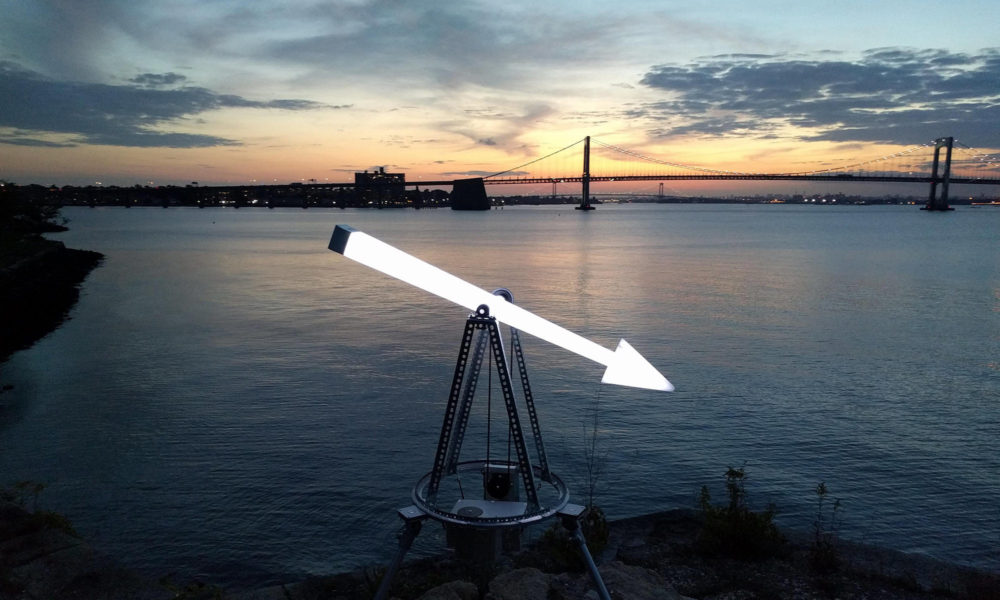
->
30, 134, 1000, 210
419, 135, 1000, 211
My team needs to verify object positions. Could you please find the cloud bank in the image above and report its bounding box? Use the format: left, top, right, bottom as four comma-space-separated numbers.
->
637, 48, 1000, 145
0, 62, 337, 148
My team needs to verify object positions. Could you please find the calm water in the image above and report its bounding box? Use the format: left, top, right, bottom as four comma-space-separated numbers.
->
0, 204, 997, 587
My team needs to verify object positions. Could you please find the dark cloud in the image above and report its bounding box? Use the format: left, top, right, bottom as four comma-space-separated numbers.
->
0, 62, 336, 148
0, 135, 77, 148
638, 48, 1000, 145
129, 72, 187, 87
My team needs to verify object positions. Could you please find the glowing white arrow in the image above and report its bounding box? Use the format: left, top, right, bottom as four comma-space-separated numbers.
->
329, 225, 673, 392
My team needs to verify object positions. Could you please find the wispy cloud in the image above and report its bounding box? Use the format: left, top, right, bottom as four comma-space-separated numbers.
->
441, 170, 529, 177
437, 103, 556, 153
637, 48, 1000, 145
0, 62, 339, 148
261, 1, 619, 91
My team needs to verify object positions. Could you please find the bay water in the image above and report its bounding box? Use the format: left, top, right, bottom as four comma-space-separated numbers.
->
0, 204, 997, 587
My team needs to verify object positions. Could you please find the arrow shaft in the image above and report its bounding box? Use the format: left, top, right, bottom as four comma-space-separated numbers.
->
330, 225, 672, 392
334, 226, 615, 367
491, 302, 615, 366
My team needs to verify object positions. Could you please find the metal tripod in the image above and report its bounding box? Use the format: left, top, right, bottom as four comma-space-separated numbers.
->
372, 295, 609, 600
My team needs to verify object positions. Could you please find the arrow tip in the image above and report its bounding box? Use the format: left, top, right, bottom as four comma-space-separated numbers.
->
601, 339, 674, 392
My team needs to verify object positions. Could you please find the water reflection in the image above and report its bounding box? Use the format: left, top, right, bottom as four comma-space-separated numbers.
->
1, 205, 998, 584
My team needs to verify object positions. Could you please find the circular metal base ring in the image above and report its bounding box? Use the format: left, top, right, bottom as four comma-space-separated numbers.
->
411, 460, 570, 528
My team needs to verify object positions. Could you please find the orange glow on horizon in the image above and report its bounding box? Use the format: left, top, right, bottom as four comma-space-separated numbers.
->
4, 116, 998, 190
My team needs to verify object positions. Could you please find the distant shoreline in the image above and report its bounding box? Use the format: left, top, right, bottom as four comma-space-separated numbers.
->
12, 182, 991, 209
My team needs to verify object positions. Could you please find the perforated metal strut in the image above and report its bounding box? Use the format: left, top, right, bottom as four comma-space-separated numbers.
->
512, 328, 550, 481
426, 316, 479, 503
425, 304, 539, 509
493, 287, 550, 482
444, 328, 488, 476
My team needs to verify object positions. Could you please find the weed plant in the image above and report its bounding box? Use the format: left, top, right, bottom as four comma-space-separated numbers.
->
809, 481, 841, 573
697, 466, 784, 560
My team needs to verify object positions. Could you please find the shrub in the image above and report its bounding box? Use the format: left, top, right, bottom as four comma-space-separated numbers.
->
697, 466, 784, 560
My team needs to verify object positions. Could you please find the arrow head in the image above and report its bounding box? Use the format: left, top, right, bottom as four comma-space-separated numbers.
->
601, 339, 674, 392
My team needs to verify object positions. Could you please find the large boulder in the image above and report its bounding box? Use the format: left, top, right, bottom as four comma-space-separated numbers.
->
485, 567, 553, 599
480, 562, 689, 600
599, 561, 687, 599
416, 580, 479, 600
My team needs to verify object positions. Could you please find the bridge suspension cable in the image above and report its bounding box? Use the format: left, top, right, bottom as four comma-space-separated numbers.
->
784, 142, 931, 177
591, 138, 748, 175
953, 141, 1000, 180
485, 138, 585, 179
478, 134, 1000, 187
589, 137, 942, 178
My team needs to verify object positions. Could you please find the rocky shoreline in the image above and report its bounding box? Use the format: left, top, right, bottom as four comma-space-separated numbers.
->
2, 497, 997, 600
0, 230, 103, 363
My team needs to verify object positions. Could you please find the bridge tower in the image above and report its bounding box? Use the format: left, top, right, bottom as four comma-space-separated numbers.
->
923, 136, 955, 212
576, 136, 595, 211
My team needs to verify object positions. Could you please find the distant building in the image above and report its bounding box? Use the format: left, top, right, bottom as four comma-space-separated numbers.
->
355, 167, 405, 206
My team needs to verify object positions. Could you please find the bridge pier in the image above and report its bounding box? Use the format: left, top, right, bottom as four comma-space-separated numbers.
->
576, 136, 595, 211
923, 136, 955, 211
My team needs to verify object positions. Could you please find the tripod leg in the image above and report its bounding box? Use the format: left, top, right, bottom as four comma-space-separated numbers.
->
559, 504, 610, 600
374, 507, 425, 600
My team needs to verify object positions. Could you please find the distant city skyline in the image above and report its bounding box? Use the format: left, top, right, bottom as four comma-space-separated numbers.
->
2, 0, 999, 192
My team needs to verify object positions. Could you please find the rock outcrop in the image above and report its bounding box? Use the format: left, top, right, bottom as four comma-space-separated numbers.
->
0, 238, 102, 361
475, 563, 690, 600
0, 500, 167, 600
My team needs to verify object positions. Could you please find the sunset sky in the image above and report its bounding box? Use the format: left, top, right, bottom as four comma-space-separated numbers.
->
2, 0, 999, 190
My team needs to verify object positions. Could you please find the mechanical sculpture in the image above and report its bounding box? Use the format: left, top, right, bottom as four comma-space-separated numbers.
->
328, 225, 673, 599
